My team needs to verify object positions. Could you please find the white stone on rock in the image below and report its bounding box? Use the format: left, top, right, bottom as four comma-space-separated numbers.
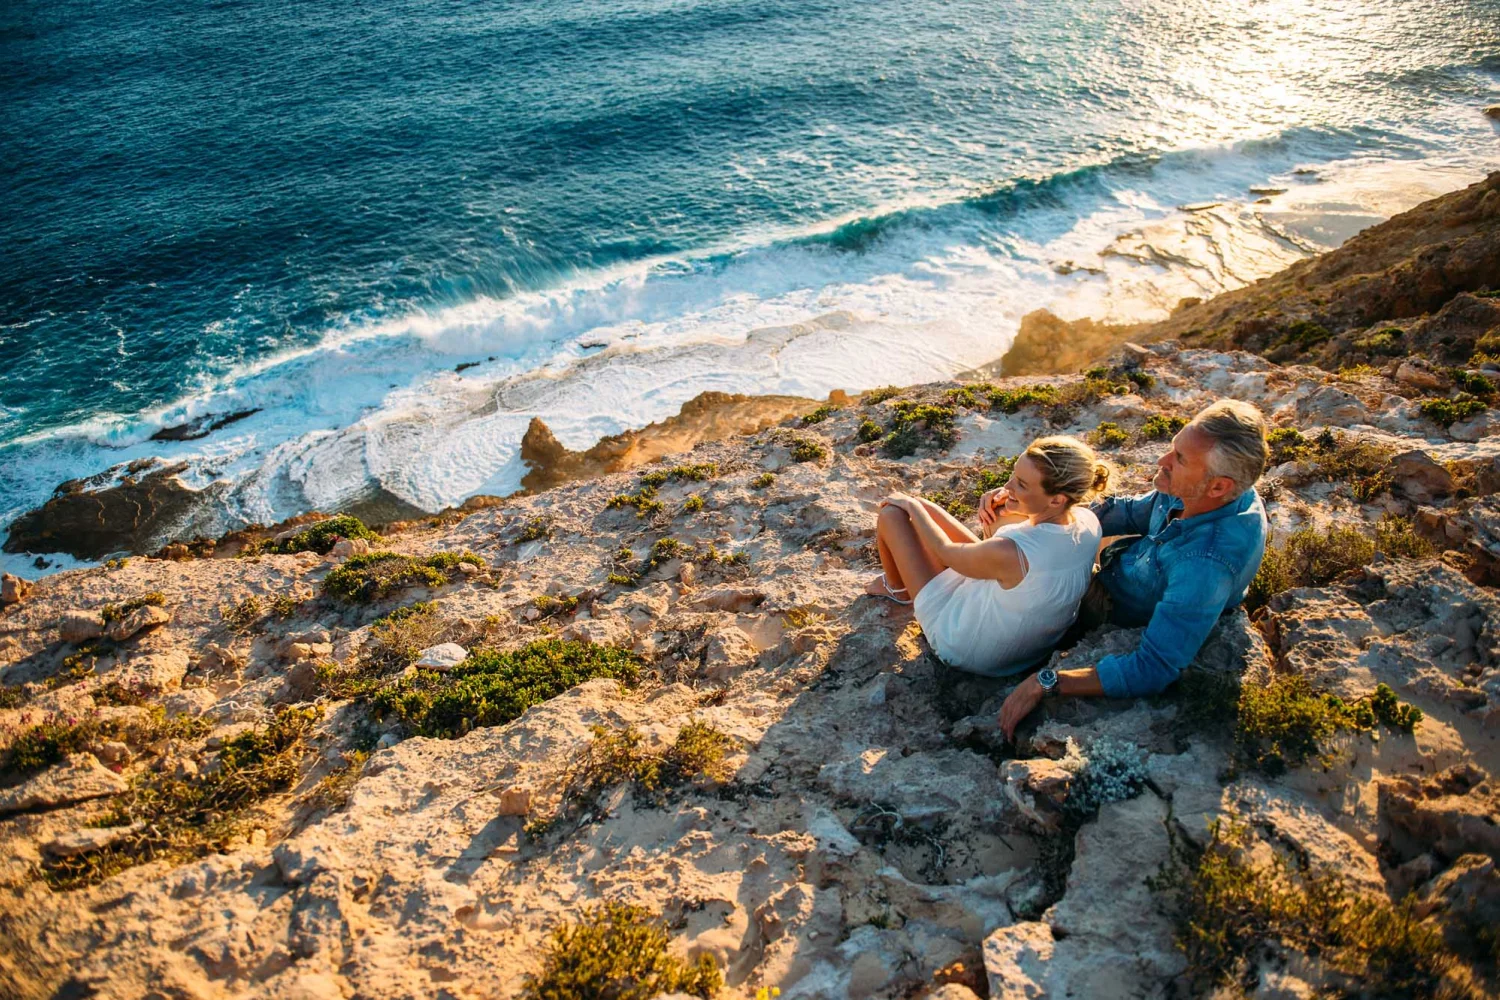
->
414, 642, 468, 671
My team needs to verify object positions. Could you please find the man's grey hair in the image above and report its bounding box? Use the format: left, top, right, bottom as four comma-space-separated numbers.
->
1190, 399, 1269, 495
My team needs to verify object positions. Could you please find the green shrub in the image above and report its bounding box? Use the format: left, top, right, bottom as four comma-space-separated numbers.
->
569, 721, 736, 804
532, 594, 582, 619
42, 707, 315, 890
1246, 524, 1375, 613
1126, 370, 1156, 390
520, 901, 721, 1000
988, 384, 1059, 414
517, 517, 553, 543
801, 404, 839, 425
1266, 427, 1313, 465
372, 640, 641, 739
220, 595, 264, 634
881, 401, 958, 458
1354, 327, 1404, 356
639, 469, 670, 488
1150, 817, 1467, 997
944, 383, 996, 409
862, 386, 901, 405
924, 459, 1016, 521
1450, 369, 1498, 399
856, 419, 883, 443
1090, 422, 1129, 448
789, 436, 828, 463
1236, 675, 1421, 774
1420, 396, 1487, 428
254, 515, 379, 556
1141, 414, 1187, 441
99, 592, 166, 626
751, 471, 776, 489
642, 463, 718, 487
1375, 515, 1434, 559
606, 486, 665, 518
323, 551, 484, 602
681, 494, 704, 514
607, 572, 637, 586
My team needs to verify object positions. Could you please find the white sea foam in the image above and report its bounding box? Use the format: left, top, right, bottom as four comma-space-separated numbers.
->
0, 142, 1492, 578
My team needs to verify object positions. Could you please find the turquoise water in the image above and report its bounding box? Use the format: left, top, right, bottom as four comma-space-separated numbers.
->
2, 0, 1498, 557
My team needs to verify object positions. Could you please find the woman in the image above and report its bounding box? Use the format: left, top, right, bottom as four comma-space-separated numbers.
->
867, 436, 1110, 676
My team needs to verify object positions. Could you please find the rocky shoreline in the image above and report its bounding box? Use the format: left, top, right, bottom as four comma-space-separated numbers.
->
1, 175, 1499, 999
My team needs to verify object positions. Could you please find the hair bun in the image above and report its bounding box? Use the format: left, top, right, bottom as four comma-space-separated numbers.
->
1090, 461, 1114, 496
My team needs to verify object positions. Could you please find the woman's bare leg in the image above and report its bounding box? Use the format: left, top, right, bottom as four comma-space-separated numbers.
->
916, 499, 981, 543
872, 505, 945, 599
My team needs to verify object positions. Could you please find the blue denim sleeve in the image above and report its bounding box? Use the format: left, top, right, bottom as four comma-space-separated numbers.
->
1094, 554, 1238, 698
1090, 491, 1157, 536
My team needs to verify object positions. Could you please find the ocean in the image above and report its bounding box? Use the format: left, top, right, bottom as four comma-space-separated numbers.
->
2, 0, 1498, 570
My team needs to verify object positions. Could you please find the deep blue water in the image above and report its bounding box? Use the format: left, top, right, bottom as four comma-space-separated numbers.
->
1, 0, 1498, 558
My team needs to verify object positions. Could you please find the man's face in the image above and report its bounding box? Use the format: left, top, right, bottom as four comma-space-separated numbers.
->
1155, 423, 1219, 501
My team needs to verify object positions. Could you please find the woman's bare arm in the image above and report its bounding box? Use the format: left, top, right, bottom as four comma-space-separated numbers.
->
896, 496, 1026, 586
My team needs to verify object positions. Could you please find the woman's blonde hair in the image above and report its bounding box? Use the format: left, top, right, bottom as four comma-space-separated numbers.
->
1023, 435, 1114, 505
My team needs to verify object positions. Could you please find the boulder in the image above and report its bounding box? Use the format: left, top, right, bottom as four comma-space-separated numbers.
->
413, 643, 468, 671
93, 740, 131, 767
58, 610, 105, 643
0, 753, 128, 816
1387, 449, 1455, 503
106, 604, 171, 641
1381, 765, 1500, 863
1394, 361, 1444, 391
1485, 105, 1500, 120
983, 922, 1054, 1000
494, 784, 532, 817
1, 573, 31, 606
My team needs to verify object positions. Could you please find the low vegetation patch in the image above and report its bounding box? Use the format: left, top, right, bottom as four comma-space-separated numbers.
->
856, 418, 884, 443
1090, 421, 1129, 448
1141, 414, 1186, 440
517, 517, 553, 543
989, 383, 1060, 414
1354, 327, 1404, 356
1236, 675, 1421, 775
219, 593, 301, 634
42, 707, 319, 890
1272, 429, 1394, 501
1246, 524, 1374, 613
246, 515, 380, 556
1150, 817, 1476, 998
640, 462, 718, 488
520, 901, 721, 1000
681, 494, 704, 514
98, 592, 166, 626
881, 401, 958, 458
800, 404, 840, 425
751, 471, 776, 489
606, 485, 666, 518
532, 593, 583, 619
323, 550, 484, 602
788, 435, 828, 463
3, 708, 210, 778
371, 639, 641, 739
862, 386, 902, 405
1420, 395, 1487, 428
564, 721, 737, 813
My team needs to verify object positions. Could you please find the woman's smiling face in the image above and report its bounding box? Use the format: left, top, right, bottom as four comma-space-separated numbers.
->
1003, 455, 1066, 516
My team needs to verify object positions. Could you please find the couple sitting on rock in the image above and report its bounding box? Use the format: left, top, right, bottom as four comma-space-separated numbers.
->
868, 399, 1270, 740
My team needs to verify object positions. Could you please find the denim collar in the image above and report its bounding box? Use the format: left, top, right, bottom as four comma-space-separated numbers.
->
1161, 488, 1258, 531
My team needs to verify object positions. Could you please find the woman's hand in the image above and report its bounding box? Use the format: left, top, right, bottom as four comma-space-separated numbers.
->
998, 673, 1044, 741
977, 487, 1011, 534
879, 491, 921, 513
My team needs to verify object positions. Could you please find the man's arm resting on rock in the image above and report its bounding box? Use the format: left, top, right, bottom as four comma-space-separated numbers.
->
1093, 555, 1238, 698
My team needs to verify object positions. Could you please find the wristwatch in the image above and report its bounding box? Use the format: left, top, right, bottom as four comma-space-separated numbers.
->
1037, 667, 1060, 698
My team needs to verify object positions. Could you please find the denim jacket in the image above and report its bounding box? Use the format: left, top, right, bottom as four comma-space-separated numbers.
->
1088, 488, 1267, 698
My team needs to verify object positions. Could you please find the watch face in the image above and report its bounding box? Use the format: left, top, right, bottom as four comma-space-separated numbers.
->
1038, 668, 1058, 690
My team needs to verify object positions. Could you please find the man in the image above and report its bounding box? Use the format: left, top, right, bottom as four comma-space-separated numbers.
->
991, 399, 1270, 740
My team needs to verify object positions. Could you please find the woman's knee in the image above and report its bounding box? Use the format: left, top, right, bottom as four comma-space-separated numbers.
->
877, 503, 911, 531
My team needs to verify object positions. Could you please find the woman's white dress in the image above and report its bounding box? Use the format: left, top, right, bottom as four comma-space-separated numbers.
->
913, 508, 1101, 676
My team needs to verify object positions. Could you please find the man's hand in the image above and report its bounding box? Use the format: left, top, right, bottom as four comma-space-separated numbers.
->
998, 673, 1044, 741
